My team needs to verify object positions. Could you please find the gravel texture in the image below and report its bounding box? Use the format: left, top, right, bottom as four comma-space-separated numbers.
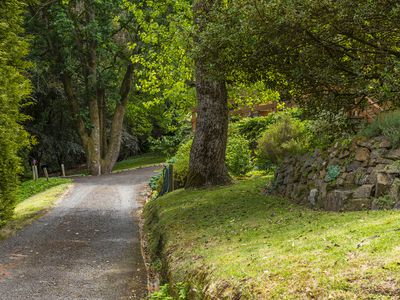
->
0, 166, 159, 300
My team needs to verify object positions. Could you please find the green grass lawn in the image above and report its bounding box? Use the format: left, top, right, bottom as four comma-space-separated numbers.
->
0, 178, 72, 240
145, 177, 400, 299
113, 152, 166, 172
17, 177, 71, 204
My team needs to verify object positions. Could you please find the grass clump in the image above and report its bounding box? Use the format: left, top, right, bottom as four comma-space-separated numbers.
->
144, 177, 400, 299
113, 153, 166, 172
362, 110, 400, 147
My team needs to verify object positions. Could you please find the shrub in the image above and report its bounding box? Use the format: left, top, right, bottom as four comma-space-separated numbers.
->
149, 172, 163, 191
361, 110, 400, 148
148, 122, 192, 157
257, 115, 313, 164
325, 165, 341, 182
230, 117, 272, 150
0, 1, 31, 227
226, 135, 253, 176
308, 109, 356, 149
173, 139, 192, 188
230, 108, 303, 150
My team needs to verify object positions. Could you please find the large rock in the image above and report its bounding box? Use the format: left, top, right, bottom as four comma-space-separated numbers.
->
384, 163, 400, 174
344, 198, 372, 211
346, 161, 361, 172
389, 178, 400, 204
375, 173, 392, 197
324, 190, 353, 211
355, 147, 370, 161
308, 189, 318, 206
385, 148, 400, 160
354, 168, 368, 186
378, 137, 391, 149
353, 184, 374, 198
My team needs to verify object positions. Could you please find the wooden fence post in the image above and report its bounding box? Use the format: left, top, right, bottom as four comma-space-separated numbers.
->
34, 165, 39, 180
61, 164, 66, 177
43, 167, 49, 181
32, 165, 36, 181
169, 164, 174, 192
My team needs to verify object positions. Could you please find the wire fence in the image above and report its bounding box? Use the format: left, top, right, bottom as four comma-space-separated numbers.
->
159, 164, 174, 196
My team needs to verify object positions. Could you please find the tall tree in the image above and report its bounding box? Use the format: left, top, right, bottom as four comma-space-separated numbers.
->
194, 0, 400, 114
186, 0, 231, 188
29, 0, 140, 175
0, 0, 31, 226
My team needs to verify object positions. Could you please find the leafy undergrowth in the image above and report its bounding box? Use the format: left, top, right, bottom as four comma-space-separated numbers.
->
17, 177, 71, 204
113, 153, 166, 172
144, 177, 400, 299
1, 182, 72, 240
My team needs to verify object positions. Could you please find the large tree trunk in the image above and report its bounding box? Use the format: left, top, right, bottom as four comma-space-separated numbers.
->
186, 0, 230, 188
186, 65, 231, 187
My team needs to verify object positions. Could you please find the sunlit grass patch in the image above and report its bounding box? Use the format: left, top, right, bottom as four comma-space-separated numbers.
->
17, 177, 71, 204
1, 183, 72, 240
113, 153, 166, 172
145, 177, 400, 299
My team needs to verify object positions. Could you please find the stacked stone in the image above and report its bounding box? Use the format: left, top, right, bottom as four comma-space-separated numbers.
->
272, 136, 400, 211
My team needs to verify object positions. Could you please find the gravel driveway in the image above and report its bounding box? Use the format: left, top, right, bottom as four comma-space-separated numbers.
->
0, 166, 159, 300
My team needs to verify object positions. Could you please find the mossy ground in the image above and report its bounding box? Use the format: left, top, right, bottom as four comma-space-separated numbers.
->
144, 176, 400, 299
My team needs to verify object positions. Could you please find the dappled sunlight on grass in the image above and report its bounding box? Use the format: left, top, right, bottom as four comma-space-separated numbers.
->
145, 177, 400, 299
1, 183, 72, 240
113, 153, 166, 172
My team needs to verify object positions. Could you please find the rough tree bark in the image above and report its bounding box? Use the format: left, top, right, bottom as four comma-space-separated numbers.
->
186, 0, 231, 188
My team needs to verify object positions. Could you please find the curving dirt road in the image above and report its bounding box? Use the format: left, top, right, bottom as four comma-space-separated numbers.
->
0, 166, 159, 300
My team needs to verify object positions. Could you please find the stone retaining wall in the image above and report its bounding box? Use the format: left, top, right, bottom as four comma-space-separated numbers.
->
271, 136, 400, 211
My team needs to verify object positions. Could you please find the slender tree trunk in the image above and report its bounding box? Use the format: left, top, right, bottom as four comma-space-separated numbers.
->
98, 88, 108, 159
100, 63, 134, 174
101, 103, 126, 173
186, 0, 231, 188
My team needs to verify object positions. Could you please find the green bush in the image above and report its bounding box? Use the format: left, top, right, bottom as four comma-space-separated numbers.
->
149, 172, 163, 191
361, 110, 400, 148
230, 108, 302, 150
148, 122, 192, 157
226, 135, 253, 176
173, 139, 192, 188
257, 115, 313, 164
308, 109, 356, 149
230, 117, 272, 150
0, 0, 31, 227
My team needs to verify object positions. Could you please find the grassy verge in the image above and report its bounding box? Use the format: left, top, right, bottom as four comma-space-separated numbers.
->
17, 177, 71, 204
1, 180, 72, 240
113, 153, 166, 172
144, 177, 400, 299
